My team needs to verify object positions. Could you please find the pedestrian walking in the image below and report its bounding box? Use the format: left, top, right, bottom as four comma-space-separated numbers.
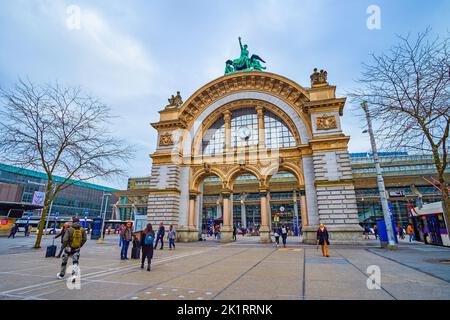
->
23, 224, 29, 237
118, 223, 125, 247
363, 226, 370, 240
57, 217, 87, 283
280, 223, 289, 248
8, 224, 18, 239
232, 225, 237, 241
317, 223, 330, 257
120, 221, 133, 260
397, 224, 404, 239
54, 223, 69, 258
154, 222, 165, 250
131, 233, 141, 259
373, 224, 378, 240
273, 228, 280, 247
168, 224, 176, 250
214, 224, 219, 239
407, 224, 414, 242
141, 223, 155, 271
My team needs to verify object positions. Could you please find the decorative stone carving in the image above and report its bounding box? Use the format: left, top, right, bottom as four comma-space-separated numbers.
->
310, 68, 328, 87
316, 114, 338, 130
159, 133, 174, 146
165, 91, 183, 109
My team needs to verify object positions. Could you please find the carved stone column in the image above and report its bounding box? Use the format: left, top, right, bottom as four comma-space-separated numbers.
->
188, 194, 197, 228
256, 106, 265, 148
224, 110, 232, 152
241, 193, 247, 228
220, 192, 233, 242
259, 190, 271, 243
178, 193, 199, 242
300, 195, 308, 228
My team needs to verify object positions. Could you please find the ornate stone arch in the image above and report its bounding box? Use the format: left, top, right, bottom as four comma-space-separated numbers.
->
190, 166, 225, 192
191, 98, 303, 156
178, 72, 310, 126
263, 161, 305, 187
225, 164, 263, 190
176, 72, 313, 157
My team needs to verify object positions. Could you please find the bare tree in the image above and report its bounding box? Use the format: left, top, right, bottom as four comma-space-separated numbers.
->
350, 28, 450, 229
0, 79, 134, 248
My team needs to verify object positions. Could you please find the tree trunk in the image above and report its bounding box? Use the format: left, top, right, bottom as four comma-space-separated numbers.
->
33, 182, 52, 249
439, 177, 450, 234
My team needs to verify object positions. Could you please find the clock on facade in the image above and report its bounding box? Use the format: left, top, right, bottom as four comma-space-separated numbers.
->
238, 126, 251, 140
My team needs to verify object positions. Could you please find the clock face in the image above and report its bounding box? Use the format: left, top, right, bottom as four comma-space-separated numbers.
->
238, 126, 251, 140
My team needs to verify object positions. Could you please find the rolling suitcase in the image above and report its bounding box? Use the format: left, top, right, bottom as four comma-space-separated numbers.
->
131, 246, 140, 259
46, 239, 57, 258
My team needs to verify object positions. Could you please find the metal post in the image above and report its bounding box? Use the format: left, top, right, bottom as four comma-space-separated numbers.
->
293, 190, 299, 237
361, 102, 397, 249
44, 196, 54, 235
98, 193, 111, 243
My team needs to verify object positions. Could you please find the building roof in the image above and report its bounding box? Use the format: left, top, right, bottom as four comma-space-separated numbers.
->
0, 163, 117, 192
411, 201, 443, 216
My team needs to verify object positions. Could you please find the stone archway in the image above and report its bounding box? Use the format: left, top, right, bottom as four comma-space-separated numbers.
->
148, 70, 363, 244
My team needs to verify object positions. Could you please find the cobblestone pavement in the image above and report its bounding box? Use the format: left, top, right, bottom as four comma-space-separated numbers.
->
0, 234, 449, 300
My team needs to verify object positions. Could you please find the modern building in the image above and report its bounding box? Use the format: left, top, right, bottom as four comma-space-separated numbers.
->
351, 152, 449, 228
0, 163, 118, 219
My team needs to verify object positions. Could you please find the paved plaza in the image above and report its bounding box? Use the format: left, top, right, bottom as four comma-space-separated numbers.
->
0, 234, 449, 300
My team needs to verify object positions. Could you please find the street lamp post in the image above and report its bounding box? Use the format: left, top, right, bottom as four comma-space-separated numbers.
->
361, 102, 397, 249
98, 193, 111, 243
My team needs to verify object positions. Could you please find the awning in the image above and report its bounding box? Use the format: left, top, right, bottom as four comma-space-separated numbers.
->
411, 201, 443, 217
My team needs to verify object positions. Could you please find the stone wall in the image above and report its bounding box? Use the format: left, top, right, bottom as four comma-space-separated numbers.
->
147, 192, 180, 226
147, 164, 182, 227
311, 149, 360, 227
312, 150, 353, 182
148, 164, 180, 189
315, 185, 359, 225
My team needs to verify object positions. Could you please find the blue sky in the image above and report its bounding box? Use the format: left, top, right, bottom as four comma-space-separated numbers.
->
0, 0, 449, 189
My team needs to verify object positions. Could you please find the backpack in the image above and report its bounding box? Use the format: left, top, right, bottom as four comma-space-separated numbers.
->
144, 232, 154, 245
71, 228, 83, 249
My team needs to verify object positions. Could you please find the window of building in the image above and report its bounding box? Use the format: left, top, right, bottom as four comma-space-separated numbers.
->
202, 108, 296, 155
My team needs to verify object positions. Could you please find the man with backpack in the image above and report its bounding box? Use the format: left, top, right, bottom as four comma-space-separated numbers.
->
57, 217, 87, 282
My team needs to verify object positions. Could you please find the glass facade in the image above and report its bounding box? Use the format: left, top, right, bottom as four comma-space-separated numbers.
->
202, 108, 296, 155
199, 152, 447, 232
0, 163, 118, 219
264, 112, 296, 148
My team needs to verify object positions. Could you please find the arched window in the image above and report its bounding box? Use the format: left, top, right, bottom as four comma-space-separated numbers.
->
264, 112, 296, 148
202, 108, 296, 155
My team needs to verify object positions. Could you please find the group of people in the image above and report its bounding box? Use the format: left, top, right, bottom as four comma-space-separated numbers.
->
398, 223, 415, 242
7, 223, 30, 238
272, 223, 330, 257
51, 217, 178, 283
362, 223, 415, 243
273, 223, 289, 248
119, 222, 177, 271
